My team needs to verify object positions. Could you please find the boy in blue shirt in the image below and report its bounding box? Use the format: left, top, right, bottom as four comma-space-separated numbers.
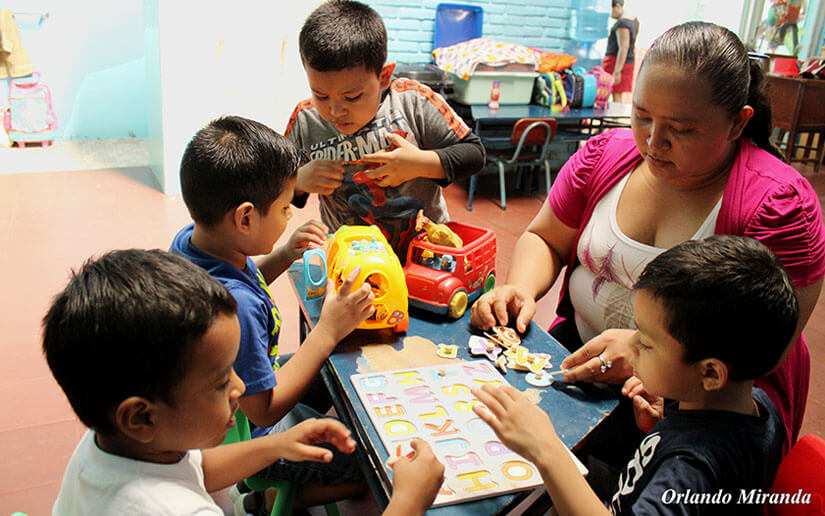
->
171, 115, 375, 511
473, 236, 793, 515
286, 0, 485, 255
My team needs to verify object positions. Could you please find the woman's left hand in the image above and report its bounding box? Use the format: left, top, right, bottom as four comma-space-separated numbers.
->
560, 328, 635, 384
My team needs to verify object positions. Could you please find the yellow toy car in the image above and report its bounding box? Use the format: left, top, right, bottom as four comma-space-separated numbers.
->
324, 225, 409, 332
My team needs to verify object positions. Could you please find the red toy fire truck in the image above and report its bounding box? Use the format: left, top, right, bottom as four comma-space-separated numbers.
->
403, 220, 496, 319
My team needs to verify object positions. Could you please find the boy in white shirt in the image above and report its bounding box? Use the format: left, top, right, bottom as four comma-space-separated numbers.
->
46, 249, 443, 515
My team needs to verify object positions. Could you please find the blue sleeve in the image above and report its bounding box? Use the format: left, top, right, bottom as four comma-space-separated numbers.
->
622, 457, 716, 516
228, 286, 278, 396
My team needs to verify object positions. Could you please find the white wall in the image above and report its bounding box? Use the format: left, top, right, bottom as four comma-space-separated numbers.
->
3, 2, 147, 140
150, 1, 321, 194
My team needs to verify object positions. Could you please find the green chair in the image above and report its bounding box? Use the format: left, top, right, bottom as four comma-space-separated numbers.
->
222, 410, 340, 516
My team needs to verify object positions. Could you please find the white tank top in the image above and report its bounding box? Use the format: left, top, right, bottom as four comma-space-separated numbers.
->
568, 173, 722, 343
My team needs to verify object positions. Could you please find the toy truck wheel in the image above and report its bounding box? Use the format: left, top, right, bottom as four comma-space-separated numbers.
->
482, 272, 496, 293
447, 289, 469, 319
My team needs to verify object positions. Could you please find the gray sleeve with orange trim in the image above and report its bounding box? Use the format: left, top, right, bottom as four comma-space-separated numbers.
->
389, 78, 485, 184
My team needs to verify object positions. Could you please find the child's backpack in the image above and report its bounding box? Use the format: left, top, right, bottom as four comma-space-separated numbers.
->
532, 72, 568, 112
587, 66, 614, 109
561, 70, 585, 109
3, 73, 58, 147
573, 66, 597, 108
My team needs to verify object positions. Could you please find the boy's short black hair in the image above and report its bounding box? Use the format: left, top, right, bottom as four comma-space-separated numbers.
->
634, 235, 799, 381
180, 115, 301, 226
42, 249, 238, 435
299, 0, 388, 75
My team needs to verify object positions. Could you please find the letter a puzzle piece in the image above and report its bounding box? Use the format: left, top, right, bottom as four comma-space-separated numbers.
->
436, 343, 458, 359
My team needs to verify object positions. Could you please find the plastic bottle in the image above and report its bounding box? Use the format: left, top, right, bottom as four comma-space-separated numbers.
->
488, 80, 501, 110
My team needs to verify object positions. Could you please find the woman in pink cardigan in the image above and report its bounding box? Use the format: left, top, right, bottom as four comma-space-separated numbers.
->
472, 22, 825, 458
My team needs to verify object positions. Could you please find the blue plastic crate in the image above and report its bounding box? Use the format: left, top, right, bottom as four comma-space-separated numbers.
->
433, 3, 483, 50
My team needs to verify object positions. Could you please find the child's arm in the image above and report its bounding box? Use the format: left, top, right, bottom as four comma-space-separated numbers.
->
255, 220, 328, 284
472, 385, 611, 516
201, 418, 356, 492
622, 376, 664, 433
361, 133, 446, 187
240, 267, 374, 428
383, 440, 445, 516
295, 160, 345, 197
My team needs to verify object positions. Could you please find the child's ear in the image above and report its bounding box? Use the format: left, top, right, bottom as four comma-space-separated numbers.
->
232, 202, 256, 234
379, 62, 395, 89
114, 397, 156, 443
698, 358, 729, 391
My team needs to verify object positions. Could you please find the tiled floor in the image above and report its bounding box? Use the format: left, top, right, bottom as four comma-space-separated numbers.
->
0, 142, 822, 515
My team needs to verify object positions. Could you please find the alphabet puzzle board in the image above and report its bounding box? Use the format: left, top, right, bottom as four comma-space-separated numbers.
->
350, 360, 544, 507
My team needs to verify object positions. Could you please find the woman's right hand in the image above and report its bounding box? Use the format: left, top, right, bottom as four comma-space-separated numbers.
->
470, 285, 536, 333
560, 328, 636, 384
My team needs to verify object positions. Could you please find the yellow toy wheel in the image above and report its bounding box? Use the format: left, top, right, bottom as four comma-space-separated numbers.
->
447, 289, 468, 319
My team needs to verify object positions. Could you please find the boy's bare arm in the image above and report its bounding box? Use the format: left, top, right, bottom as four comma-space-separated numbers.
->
382, 440, 445, 516
241, 269, 374, 429
255, 220, 328, 284
472, 385, 610, 516
201, 418, 356, 492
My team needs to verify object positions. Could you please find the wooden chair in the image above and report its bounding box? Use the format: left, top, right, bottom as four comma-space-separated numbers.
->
468, 118, 558, 210
765, 75, 825, 173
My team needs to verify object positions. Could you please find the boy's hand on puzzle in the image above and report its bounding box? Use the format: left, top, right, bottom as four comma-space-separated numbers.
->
561, 329, 635, 384
284, 220, 329, 261
389, 440, 445, 513
317, 266, 374, 344
297, 160, 345, 195
470, 284, 536, 333
275, 418, 356, 463
471, 384, 555, 464
622, 376, 664, 433
362, 133, 440, 187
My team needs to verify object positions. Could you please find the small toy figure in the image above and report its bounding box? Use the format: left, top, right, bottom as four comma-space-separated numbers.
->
489, 80, 501, 110
415, 210, 463, 248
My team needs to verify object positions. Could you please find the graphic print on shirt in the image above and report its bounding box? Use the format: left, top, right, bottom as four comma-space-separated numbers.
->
609, 432, 661, 515
579, 226, 636, 330
255, 268, 281, 370
305, 112, 423, 252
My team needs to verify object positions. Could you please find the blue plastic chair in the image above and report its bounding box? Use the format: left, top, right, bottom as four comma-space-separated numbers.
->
433, 3, 483, 51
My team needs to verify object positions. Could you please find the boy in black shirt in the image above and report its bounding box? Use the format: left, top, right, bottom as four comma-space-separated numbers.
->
473, 236, 794, 515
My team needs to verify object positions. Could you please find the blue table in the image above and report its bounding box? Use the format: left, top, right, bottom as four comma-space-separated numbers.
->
470, 102, 632, 143
288, 263, 617, 515
470, 102, 631, 124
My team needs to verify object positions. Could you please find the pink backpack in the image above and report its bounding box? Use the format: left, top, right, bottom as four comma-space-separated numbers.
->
3, 73, 58, 147
587, 66, 614, 109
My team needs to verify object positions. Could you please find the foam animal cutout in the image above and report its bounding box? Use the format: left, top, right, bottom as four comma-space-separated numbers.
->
415, 210, 463, 248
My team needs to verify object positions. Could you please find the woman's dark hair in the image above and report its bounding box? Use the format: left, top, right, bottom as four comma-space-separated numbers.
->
641, 21, 783, 159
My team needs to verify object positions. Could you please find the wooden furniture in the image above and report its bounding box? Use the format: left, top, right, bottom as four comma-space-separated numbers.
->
765, 75, 825, 172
